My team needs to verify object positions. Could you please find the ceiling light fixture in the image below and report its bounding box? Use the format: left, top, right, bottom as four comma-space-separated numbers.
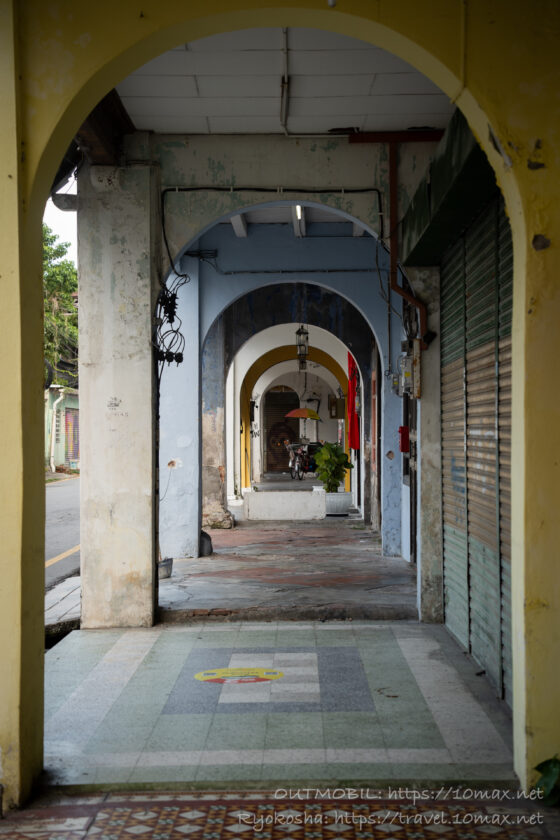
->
296, 204, 302, 220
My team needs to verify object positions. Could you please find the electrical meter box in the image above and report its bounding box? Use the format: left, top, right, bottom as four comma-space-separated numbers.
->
393, 339, 421, 399
398, 354, 414, 396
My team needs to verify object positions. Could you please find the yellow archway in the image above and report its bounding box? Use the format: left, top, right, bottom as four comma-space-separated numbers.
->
239, 345, 350, 491
2, 0, 559, 804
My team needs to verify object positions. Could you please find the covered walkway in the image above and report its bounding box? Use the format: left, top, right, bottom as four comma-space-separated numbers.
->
42, 519, 515, 789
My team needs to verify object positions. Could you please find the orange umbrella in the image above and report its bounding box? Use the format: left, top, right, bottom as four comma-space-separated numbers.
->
285, 408, 321, 420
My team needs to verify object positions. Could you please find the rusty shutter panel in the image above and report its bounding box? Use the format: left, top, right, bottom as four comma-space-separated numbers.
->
440, 197, 513, 705
441, 238, 469, 648
465, 203, 502, 692
498, 204, 513, 706
264, 390, 299, 472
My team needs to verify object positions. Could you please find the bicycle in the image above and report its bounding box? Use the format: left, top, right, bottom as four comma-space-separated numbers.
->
286, 441, 318, 480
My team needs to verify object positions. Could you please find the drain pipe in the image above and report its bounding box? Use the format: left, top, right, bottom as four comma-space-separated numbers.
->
280, 28, 290, 135
49, 387, 65, 473
388, 141, 429, 346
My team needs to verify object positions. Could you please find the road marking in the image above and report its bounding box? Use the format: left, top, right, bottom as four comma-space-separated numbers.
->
45, 544, 80, 568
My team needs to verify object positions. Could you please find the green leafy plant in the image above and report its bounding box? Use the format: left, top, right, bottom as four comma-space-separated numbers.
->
535, 756, 560, 805
43, 223, 78, 386
314, 442, 353, 493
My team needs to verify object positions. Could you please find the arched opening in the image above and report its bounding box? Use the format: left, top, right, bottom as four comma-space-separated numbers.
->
4, 2, 559, 808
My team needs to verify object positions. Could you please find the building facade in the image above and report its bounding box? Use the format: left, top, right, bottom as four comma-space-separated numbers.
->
1, 0, 559, 809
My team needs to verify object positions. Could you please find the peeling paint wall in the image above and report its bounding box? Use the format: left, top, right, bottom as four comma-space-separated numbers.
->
123, 132, 437, 262
201, 317, 233, 528
78, 163, 158, 627
407, 266, 443, 623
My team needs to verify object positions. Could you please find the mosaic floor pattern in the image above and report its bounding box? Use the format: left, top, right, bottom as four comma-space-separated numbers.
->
44, 622, 515, 787
2, 791, 558, 839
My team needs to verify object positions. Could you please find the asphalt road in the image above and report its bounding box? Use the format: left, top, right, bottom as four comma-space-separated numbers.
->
45, 476, 80, 590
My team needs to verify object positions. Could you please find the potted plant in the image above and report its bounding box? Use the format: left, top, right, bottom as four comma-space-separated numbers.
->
314, 443, 353, 514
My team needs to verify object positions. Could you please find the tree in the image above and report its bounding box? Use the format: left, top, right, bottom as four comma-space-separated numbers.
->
43, 223, 78, 386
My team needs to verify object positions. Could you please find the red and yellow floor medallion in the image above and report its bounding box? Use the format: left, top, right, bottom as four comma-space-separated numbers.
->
194, 668, 284, 684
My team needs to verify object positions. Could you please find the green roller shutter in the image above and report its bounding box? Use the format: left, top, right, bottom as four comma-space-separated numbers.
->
440, 197, 513, 704
441, 239, 468, 648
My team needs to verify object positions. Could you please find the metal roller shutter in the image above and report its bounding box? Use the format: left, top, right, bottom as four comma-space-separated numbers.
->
441, 240, 468, 648
440, 197, 513, 704
465, 205, 501, 691
498, 207, 513, 706
264, 390, 299, 472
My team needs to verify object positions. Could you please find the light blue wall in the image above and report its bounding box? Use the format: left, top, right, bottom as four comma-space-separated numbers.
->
158, 258, 201, 558
195, 221, 404, 556
160, 214, 408, 557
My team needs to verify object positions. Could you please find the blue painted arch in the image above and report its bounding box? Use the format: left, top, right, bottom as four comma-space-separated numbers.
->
165, 203, 407, 555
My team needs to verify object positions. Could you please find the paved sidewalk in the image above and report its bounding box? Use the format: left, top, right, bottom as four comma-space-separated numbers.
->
46, 575, 81, 625
45, 520, 417, 632
160, 520, 416, 622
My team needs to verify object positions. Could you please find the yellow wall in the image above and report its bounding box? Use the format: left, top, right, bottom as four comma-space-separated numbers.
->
0, 0, 44, 809
3, 0, 560, 802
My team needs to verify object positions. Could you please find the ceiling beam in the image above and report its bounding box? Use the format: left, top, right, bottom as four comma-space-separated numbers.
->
50, 90, 135, 195
230, 214, 248, 237
76, 89, 135, 166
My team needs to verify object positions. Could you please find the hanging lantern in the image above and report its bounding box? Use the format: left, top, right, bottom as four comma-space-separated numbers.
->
295, 324, 309, 370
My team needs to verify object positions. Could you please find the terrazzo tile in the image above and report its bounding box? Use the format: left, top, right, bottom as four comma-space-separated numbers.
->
129, 765, 199, 783
205, 713, 267, 750
380, 721, 446, 750
322, 712, 385, 748
260, 763, 336, 780
265, 712, 324, 749
144, 714, 213, 751
83, 724, 155, 755
43, 620, 516, 793
195, 764, 263, 781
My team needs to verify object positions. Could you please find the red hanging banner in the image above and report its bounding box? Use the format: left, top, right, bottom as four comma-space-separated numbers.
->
347, 352, 360, 450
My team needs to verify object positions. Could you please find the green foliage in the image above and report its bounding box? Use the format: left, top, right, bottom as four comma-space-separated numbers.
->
535, 756, 560, 806
314, 442, 353, 493
43, 223, 78, 386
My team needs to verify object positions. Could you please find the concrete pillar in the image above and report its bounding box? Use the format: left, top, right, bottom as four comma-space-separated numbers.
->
79, 164, 158, 628
381, 380, 404, 556
0, 0, 44, 806
361, 366, 372, 524
159, 257, 202, 557
408, 267, 443, 622
201, 317, 233, 528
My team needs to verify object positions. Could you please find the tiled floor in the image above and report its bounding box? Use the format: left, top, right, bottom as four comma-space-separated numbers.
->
3, 790, 558, 839
44, 621, 515, 788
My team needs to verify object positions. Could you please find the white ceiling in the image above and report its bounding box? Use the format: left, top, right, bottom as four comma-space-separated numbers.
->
117, 27, 453, 135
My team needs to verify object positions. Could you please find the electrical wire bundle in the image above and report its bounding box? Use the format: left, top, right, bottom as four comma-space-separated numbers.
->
153, 272, 189, 382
